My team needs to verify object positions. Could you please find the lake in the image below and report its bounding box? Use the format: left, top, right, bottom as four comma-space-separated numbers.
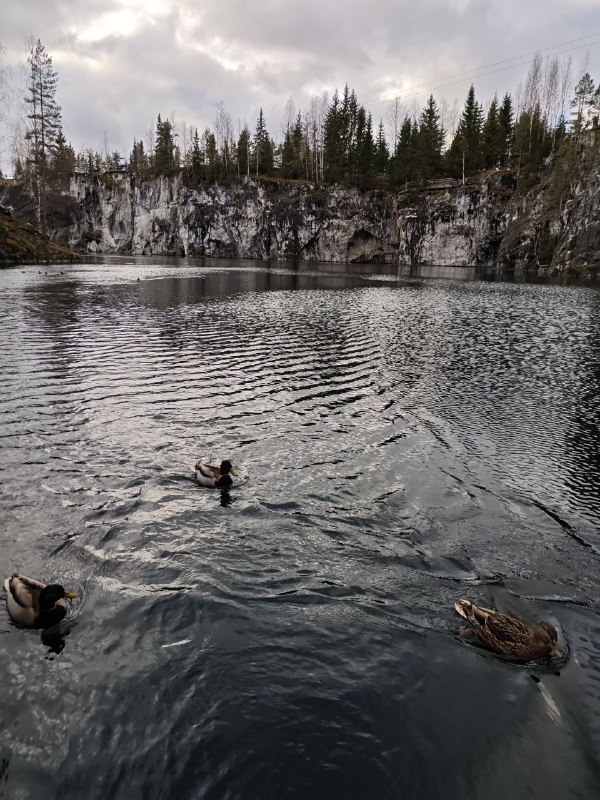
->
1, 258, 599, 799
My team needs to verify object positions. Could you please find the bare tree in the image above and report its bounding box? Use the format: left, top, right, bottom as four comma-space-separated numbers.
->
0, 42, 11, 175
558, 57, 573, 123
281, 96, 296, 137
541, 56, 560, 128
215, 101, 234, 175
306, 92, 328, 182
385, 97, 405, 153
145, 122, 155, 163
439, 96, 459, 149
522, 52, 543, 116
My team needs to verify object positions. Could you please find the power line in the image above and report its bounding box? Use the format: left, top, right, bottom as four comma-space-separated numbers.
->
383, 30, 600, 100
366, 33, 600, 109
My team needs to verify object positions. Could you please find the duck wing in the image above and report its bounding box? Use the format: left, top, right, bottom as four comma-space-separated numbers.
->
5, 575, 45, 609
198, 464, 219, 478
455, 600, 533, 655
483, 611, 531, 642
4, 576, 41, 626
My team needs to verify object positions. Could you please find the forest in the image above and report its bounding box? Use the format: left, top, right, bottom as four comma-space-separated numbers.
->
6, 38, 600, 235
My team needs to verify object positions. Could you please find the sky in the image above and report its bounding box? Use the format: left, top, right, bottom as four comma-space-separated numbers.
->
1, 0, 600, 171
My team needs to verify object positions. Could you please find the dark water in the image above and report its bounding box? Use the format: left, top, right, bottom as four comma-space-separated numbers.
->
1, 258, 600, 800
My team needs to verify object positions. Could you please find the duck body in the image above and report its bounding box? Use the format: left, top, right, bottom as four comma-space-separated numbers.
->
4, 574, 76, 629
455, 599, 563, 662
195, 460, 236, 489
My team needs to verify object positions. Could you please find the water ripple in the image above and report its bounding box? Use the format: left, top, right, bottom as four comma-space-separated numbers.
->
1, 261, 600, 799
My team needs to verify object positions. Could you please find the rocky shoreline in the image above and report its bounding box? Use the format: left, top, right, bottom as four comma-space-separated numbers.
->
0, 206, 82, 266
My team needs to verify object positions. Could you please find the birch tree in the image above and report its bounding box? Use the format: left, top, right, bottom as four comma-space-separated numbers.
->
215, 102, 234, 175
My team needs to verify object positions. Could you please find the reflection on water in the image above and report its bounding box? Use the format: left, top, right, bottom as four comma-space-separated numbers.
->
1, 257, 600, 799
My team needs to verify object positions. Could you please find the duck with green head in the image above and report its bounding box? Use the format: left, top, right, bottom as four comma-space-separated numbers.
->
195, 460, 237, 488
4, 574, 77, 629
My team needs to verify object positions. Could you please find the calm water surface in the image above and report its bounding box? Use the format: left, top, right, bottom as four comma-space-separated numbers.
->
1, 258, 600, 800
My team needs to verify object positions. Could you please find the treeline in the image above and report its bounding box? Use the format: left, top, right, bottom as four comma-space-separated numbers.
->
11, 39, 600, 232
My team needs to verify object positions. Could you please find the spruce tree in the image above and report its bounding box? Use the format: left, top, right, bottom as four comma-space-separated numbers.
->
154, 115, 176, 172
375, 120, 389, 174
351, 108, 375, 187
237, 127, 251, 178
324, 90, 343, 182
416, 95, 445, 181
498, 94, 514, 168
281, 113, 305, 179
202, 128, 218, 181
482, 95, 502, 169
51, 126, 75, 186
253, 109, 273, 175
190, 128, 203, 182
445, 85, 483, 179
389, 115, 419, 186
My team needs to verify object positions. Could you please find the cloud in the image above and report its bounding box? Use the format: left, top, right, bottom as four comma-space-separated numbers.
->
1, 0, 599, 169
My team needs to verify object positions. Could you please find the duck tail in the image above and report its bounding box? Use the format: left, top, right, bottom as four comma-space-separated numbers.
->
454, 599, 472, 619
4, 578, 11, 593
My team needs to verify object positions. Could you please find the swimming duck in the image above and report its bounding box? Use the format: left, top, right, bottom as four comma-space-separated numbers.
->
455, 599, 563, 661
195, 460, 237, 488
4, 574, 76, 629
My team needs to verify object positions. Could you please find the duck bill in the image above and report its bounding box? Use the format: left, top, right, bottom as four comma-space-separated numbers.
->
64, 591, 77, 599
551, 642, 563, 658
230, 468, 238, 476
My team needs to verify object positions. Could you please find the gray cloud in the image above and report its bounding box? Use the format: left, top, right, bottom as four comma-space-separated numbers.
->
2, 0, 599, 168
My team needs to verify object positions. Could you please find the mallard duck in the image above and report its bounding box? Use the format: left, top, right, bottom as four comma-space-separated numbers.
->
455, 599, 563, 661
195, 460, 237, 488
4, 574, 76, 629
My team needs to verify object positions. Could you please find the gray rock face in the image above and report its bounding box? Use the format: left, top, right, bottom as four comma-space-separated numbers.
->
56, 173, 512, 267
49, 149, 600, 273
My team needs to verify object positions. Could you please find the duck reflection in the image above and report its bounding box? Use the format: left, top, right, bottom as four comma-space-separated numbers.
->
220, 489, 234, 507
41, 625, 70, 658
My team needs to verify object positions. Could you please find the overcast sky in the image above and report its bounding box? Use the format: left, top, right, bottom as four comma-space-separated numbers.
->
1, 0, 599, 168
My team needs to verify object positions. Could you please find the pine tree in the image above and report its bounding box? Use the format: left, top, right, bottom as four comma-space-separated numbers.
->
25, 39, 63, 234
570, 73, 596, 132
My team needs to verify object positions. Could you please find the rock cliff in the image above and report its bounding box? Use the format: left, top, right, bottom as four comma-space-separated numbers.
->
5, 136, 600, 273
51, 172, 514, 268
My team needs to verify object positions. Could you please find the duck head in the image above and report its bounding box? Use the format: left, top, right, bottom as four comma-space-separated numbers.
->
533, 621, 563, 658
219, 460, 237, 476
39, 584, 77, 609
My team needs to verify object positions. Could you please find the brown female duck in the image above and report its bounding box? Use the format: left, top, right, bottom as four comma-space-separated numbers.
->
455, 599, 563, 661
